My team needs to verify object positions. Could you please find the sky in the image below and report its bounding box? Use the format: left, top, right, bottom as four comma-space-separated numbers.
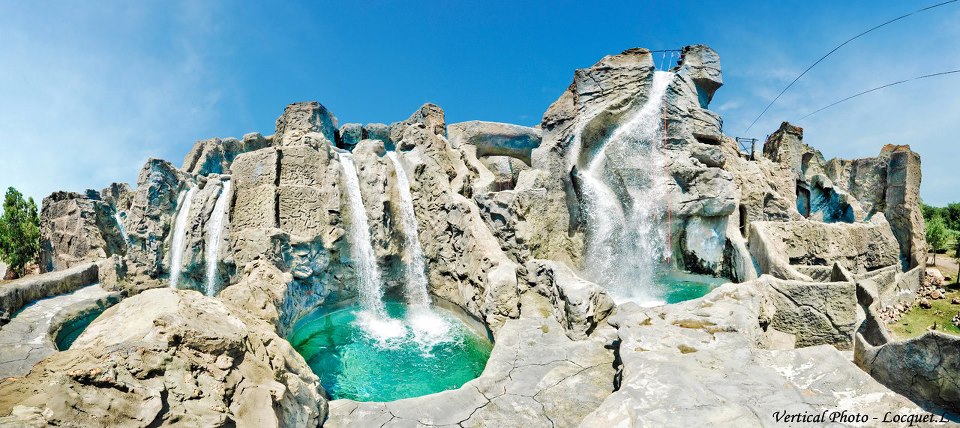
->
1, 1, 958, 206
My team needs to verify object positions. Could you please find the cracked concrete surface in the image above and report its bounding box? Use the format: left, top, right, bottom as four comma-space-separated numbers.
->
326, 292, 617, 427
326, 280, 950, 427
579, 281, 946, 427
0, 284, 117, 379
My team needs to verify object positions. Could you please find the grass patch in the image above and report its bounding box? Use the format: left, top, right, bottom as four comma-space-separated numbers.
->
889, 289, 960, 339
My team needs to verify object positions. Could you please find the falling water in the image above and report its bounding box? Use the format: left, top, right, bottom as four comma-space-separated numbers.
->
386, 153, 431, 306
579, 70, 673, 305
169, 186, 196, 289
114, 212, 129, 243
387, 152, 452, 348
204, 179, 231, 296
339, 154, 391, 315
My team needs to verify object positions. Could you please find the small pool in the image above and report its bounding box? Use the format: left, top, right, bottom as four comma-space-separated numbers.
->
289, 300, 493, 402
614, 270, 728, 306
55, 309, 104, 351
660, 271, 728, 304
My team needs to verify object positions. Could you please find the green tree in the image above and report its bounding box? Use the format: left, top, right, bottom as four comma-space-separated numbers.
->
0, 187, 41, 278
927, 214, 948, 265
945, 202, 960, 232
923, 203, 942, 223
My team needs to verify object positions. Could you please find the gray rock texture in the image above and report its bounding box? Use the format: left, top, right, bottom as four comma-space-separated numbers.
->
447, 121, 542, 165
39, 191, 125, 273
181, 133, 273, 176
14, 43, 939, 425
0, 261, 326, 427
581, 282, 935, 426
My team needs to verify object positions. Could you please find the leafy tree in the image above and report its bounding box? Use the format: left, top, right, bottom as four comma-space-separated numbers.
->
0, 187, 41, 278
923, 203, 942, 223
927, 214, 948, 265
945, 203, 960, 232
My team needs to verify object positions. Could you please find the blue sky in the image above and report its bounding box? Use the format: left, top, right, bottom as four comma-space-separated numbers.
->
1, 1, 958, 206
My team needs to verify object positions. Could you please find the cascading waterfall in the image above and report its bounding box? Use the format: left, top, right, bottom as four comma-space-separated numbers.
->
387, 152, 452, 348
169, 186, 196, 289
114, 212, 129, 243
339, 153, 406, 343
203, 179, 231, 296
386, 153, 430, 306
578, 70, 673, 305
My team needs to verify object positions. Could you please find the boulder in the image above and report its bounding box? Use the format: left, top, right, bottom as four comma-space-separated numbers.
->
748, 215, 901, 280
181, 133, 273, 176
0, 275, 327, 427
678, 44, 723, 107
337, 122, 362, 149
275, 101, 338, 147
390, 103, 446, 143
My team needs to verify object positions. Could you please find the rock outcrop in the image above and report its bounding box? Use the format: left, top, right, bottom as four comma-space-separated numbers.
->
0, 262, 326, 427
181, 133, 273, 176
39, 191, 126, 273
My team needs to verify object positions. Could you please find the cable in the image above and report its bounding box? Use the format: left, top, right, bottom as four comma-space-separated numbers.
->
743, 0, 958, 133
798, 68, 960, 120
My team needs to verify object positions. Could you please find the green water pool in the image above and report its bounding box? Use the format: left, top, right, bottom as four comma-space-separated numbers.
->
659, 271, 728, 304
289, 301, 493, 402
55, 309, 104, 351
614, 270, 728, 306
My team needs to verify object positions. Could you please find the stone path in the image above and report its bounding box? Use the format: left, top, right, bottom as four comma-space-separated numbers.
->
0, 284, 116, 379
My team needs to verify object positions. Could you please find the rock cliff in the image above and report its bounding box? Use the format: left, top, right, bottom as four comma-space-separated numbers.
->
3, 44, 943, 426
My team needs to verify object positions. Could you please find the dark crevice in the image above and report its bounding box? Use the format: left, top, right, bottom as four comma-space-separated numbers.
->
274, 148, 283, 228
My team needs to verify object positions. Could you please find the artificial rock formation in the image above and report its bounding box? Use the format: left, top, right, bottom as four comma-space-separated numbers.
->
39, 190, 126, 273
14, 43, 944, 426
0, 262, 326, 427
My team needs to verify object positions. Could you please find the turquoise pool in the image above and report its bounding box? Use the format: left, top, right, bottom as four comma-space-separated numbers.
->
289, 300, 493, 402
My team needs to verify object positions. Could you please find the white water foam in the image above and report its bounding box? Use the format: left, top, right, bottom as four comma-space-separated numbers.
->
114, 212, 129, 243
204, 179, 231, 296
579, 70, 674, 304
169, 186, 196, 289
339, 153, 389, 318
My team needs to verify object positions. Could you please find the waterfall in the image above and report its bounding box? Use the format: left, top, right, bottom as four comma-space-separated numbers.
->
579, 70, 673, 305
339, 153, 390, 318
169, 186, 196, 289
114, 212, 129, 243
387, 152, 452, 349
386, 152, 431, 307
204, 179, 231, 296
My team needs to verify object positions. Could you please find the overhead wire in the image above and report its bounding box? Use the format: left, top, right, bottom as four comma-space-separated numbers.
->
743, 0, 959, 133
798, 68, 960, 120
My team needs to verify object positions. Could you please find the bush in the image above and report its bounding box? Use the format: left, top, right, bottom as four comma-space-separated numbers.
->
0, 187, 41, 278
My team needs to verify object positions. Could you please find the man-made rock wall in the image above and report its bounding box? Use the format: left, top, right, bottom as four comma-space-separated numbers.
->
762, 122, 927, 270
748, 215, 901, 281
0, 262, 99, 324
181, 133, 272, 176
39, 191, 125, 273
124, 158, 186, 284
